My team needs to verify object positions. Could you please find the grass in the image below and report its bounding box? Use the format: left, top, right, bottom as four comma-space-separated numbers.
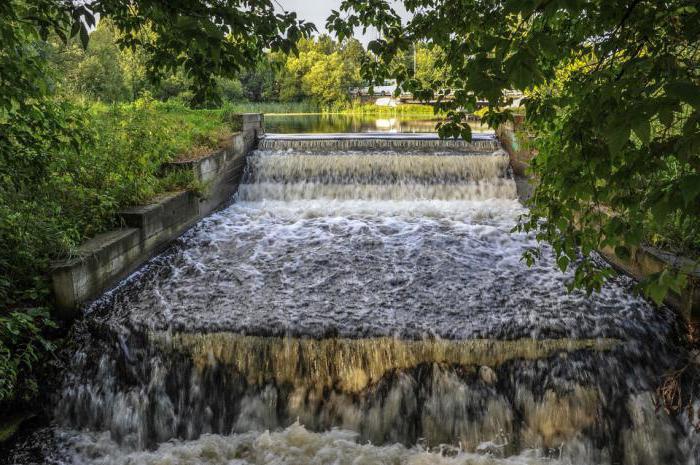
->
337, 102, 444, 116
218, 100, 444, 117
221, 101, 320, 115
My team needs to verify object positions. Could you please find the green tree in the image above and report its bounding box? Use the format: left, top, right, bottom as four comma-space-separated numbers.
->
0, 0, 314, 411
329, 0, 700, 302
63, 20, 128, 102
282, 36, 362, 106
303, 52, 354, 106
414, 43, 448, 88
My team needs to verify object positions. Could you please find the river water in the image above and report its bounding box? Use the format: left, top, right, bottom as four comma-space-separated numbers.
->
5, 138, 699, 464
263, 114, 491, 134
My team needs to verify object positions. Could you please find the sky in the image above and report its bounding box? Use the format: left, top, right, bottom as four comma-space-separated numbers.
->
275, 0, 410, 45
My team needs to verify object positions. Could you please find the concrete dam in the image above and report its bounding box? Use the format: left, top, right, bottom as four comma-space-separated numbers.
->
4, 126, 700, 464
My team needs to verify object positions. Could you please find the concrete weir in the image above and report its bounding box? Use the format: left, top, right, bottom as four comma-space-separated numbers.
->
51, 125, 514, 317
259, 132, 501, 152
23, 120, 700, 465
51, 114, 263, 317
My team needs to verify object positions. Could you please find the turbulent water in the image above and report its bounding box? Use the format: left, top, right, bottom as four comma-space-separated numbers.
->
5, 141, 699, 464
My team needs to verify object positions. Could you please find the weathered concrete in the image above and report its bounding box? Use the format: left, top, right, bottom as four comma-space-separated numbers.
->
600, 245, 700, 318
51, 116, 262, 317
259, 133, 500, 152
495, 115, 534, 177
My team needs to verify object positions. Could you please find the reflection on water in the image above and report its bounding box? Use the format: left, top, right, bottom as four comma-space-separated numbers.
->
264, 113, 492, 134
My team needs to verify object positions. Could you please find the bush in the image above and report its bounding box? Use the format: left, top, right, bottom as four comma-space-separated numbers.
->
0, 97, 234, 410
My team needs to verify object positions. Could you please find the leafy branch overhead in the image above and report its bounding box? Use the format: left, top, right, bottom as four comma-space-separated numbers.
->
329, 0, 700, 302
1, 0, 315, 410
2, 0, 316, 109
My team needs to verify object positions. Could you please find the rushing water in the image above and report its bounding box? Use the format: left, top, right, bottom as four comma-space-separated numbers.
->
5, 138, 699, 464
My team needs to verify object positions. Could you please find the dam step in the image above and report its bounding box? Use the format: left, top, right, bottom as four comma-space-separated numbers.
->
259, 132, 500, 152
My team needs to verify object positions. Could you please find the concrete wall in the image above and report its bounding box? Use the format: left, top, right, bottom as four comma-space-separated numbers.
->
51, 114, 263, 318
496, 118, 700, 319
495, 116, 535, 202
495, 115, 535, 177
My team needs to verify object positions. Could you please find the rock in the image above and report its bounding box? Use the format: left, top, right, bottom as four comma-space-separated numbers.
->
479, 365, 497, 385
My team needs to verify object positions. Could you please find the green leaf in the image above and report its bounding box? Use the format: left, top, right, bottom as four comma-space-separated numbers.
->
79, 25, 90, 50
557, 255, 570, 272
632, 119, 650, 144
666, 81, 700, 109
678, 175, 700, 206
460, 124, 472, 142
658, 106, 675, 127
605, 124, 630, 154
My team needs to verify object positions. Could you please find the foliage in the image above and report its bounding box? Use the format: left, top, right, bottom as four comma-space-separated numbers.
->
221, 101, 320, 115
281, 36, 365, 107
0, 96, 233, 408
52, 20, 128, 102
340, 103, 443, 116
1, 0, 314, 413
329, 0, 700, 303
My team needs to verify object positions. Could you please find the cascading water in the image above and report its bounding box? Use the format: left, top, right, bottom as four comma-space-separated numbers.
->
5, 138, 700, 465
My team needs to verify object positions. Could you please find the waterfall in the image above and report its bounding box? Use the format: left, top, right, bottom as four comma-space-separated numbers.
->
7, 135, 699, 465
257, 135, 501, 152
237, 148, 517, 202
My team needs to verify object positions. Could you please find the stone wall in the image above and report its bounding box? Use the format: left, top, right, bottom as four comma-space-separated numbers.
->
51, 114, 263, 318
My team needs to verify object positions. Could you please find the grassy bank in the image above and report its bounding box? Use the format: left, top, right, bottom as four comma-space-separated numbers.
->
0, 97, 237, 418
221, 101, 320, 115
337, 102, 443, 116
221, 100, 443, 117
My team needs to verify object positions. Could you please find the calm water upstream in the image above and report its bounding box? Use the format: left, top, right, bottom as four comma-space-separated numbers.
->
4, 135, 699, 465
263, 113, 492, 134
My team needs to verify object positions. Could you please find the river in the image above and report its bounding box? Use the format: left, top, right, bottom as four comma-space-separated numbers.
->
3, 134, 698, 465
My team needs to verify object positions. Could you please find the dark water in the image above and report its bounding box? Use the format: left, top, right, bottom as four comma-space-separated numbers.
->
264, 113, 491, 134
4, 140, 699, 465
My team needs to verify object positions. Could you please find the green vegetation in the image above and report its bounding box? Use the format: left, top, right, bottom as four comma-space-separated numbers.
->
1, 97, 234, 409
44, 18, 449, 113
221, 101, 321, 115
339, 103, 442, 116
330, 0, 700, 303
3, 0, 698, 430
1, 0, 310, 416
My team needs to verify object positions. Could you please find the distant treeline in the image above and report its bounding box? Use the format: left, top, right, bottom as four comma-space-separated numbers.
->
49, 20, 448, 110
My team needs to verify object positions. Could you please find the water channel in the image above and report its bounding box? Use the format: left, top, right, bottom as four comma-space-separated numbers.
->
263, 114, 491, 134
4, 130, 699, 464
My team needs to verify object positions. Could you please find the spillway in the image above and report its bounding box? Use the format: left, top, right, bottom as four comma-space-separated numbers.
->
5, 136, 700, 465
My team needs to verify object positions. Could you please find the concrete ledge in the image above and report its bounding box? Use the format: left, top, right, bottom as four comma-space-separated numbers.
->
52, 228, 141, 318
600, 245, 700, 318
495, 116, 534, 177
119, 191, 199, 241
51, 115, 263, 317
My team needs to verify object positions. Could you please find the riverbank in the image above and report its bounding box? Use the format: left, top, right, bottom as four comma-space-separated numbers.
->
221, 100, 443, 117
0, 98, 242, 427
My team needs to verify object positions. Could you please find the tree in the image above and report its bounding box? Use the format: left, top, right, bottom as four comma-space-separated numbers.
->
0, 0, 315, 410
414, 43, 448, 88
2, 0, 315, 112
303, 52, 354, 106
282, 36, 361, 106
59, 20, 128, 102
328, 0, 700, 302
